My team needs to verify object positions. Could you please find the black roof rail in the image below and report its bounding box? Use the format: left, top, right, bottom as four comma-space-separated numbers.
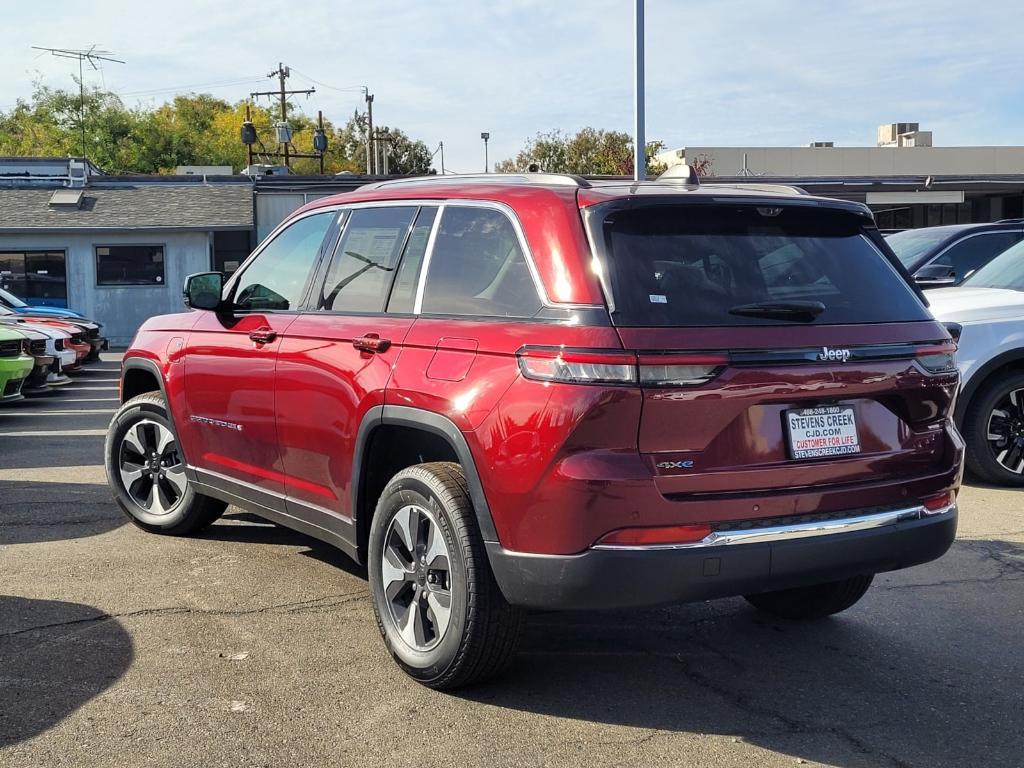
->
365, 173, 592, 189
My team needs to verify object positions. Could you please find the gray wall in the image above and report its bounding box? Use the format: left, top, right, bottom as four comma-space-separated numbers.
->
0, 230, 211, 345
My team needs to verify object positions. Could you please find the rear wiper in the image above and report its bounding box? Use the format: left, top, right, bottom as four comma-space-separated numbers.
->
728, 300, 826, 322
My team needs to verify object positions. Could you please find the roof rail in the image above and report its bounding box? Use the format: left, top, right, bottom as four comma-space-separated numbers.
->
365, 173, 592, 190
996, 217, 1024, 224
703, 182, 810, 196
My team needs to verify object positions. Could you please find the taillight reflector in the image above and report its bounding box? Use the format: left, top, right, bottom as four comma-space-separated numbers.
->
922, 490, 954, 513
596, 524, 713, 547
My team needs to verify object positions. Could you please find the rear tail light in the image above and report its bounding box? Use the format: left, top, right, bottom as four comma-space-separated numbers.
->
595, 523, 713, 547
915, 342, 957, 373
517, 347, 727, 387
922, 490, 955, 514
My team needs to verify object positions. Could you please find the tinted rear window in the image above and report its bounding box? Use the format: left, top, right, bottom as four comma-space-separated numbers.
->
595, 204, 929, 327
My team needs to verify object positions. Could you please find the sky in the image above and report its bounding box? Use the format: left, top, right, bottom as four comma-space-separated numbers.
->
2, 0, 1023, 173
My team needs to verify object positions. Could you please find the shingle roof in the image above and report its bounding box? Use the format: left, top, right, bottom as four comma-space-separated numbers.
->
0, 184, 253, 231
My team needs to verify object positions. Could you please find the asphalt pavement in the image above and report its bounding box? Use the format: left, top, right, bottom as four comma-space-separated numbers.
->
1, 355, 1022, 768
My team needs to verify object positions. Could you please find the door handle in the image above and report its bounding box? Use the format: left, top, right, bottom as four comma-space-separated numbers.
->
352, 334, 391, 353
249, 328, 277, 344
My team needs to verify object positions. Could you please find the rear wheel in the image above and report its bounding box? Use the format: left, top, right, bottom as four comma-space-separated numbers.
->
104, 392, 226, 535
744, 574, 874, 620
368, 462, 525, 689
963, 370, 1024, 486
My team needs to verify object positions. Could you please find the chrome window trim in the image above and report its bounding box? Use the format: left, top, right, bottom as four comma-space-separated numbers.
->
412, 204, 445, 315
592, 503, 956, 551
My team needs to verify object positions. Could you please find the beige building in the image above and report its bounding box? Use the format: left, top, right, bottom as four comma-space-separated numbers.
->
655, 125, 1024, 230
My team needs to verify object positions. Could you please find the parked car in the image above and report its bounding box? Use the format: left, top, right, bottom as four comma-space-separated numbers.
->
926, 238, 1024, 484
0, 315, 75, 390
886, 220, 1024, 288
105, 173, 962, 688
0, 326, 35, 402
0, 306, 102, 367
0, 286, 86, 319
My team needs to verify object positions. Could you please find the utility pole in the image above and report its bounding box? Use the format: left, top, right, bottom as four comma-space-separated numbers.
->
31, 45, 125, 161
481, 132, 490, 173
439, 141, 445, 174
365, 92, 375, 174
249, 63, 315, 171
633, 0, 646, 181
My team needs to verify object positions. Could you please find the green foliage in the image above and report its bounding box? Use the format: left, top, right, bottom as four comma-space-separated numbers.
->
495, 128, 667, 177
0, 82, 432, 175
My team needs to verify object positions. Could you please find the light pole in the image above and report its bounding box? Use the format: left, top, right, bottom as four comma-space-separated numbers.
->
633, 0, 645, 181
481, 132, 490, 173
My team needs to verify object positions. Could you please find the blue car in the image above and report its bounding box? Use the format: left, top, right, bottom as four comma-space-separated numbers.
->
0, 287, 86, 320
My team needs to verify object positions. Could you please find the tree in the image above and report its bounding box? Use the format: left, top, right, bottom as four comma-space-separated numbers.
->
495, 128, 666, 177
0, 83, 432, 175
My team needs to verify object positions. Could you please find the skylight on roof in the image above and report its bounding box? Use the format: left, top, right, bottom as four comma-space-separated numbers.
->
49, 188, 83, 208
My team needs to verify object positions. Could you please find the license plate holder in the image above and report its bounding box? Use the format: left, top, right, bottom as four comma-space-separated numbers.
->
784, 405, 860, 460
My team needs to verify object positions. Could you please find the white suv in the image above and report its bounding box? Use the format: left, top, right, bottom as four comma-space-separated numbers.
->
927, 240, 1024, 485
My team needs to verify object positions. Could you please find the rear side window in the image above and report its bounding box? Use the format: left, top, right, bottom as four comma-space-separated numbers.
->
320, 207, 416, 312
594, 204, 930, 327
421, 207, 543, 318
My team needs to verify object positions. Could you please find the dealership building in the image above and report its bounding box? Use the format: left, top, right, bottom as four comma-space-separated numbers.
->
655, 124, 1024, 230
0, 158, 368, 344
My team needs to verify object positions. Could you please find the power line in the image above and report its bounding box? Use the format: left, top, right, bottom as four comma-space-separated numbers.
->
119, 77, 267, 98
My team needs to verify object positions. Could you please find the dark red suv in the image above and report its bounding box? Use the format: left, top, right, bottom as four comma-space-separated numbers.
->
105, 173, 963, 688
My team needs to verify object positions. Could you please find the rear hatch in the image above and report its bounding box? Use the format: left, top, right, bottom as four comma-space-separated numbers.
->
585, 198, 958, 499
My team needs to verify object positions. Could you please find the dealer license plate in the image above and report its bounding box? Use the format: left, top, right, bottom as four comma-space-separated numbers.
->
785, 405, 860, 460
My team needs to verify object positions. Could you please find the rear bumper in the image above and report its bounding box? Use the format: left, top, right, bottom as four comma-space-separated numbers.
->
487, 504, 957, 610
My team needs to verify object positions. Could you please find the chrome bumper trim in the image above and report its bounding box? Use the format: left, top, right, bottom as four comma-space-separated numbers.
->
591, 503, 957, 551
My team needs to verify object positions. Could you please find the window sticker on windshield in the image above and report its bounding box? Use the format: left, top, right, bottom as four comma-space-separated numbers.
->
649, 294, 667, 304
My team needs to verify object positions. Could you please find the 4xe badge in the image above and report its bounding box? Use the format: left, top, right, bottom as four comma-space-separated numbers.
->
818, 346, 852, 363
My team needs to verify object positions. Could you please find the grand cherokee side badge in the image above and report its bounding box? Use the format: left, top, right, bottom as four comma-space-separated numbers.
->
818, 346, 852, 363
190, 415, 243, 431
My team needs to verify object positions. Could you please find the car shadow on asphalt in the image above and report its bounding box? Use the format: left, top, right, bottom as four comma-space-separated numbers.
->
458, 537, 1024, 768
0, 480, 127, 545
0, 596, 133, 748
199, 511, 368, 579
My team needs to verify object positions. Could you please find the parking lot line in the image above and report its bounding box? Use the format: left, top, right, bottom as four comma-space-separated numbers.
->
1, 409, 116, 415
0, 429, 107, 437
0, 466, 105, 484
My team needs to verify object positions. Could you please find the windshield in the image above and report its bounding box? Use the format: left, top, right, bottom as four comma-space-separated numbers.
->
591, 203, 930, 327
0, 287, 28, 308
961, 240, 1024, 291
886, 228, 954, 269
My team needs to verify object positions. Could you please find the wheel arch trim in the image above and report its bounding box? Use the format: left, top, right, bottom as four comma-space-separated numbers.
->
119, 357, 190, 466
957, 348, 1024, 425
353, 405, 499, 550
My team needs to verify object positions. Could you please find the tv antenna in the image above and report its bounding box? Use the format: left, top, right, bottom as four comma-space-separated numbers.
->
31, 45, 126, 160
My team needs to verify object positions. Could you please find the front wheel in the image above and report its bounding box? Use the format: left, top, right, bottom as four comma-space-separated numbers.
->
744, 574, 874, 620
104, 392, 226, 535
368, 462, 525, 689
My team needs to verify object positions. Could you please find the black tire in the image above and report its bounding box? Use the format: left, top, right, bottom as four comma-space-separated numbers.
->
744, 574, 874, 620
962, 369, 1024, 486
104, 391, 226, 535
367, 462, 525, 690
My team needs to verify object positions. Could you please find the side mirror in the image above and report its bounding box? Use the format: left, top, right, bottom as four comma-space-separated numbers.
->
915, 276, 958, 289
184, 272, 224, 310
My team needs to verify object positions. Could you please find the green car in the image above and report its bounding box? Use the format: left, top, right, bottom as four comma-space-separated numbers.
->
0, 326, 34, 403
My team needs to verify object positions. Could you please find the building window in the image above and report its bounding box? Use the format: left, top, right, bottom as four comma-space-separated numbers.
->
0, 250, 68, 305
95, 245, 165, 286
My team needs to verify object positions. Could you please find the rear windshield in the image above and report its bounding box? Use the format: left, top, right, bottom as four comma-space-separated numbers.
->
594, 204, 929, 327
962, 240, 1024, 291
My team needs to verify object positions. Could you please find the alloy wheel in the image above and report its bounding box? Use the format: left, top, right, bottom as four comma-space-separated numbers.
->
987, 387, 1024, 474
380, 504, 453, 651
118, 419, 187, 514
